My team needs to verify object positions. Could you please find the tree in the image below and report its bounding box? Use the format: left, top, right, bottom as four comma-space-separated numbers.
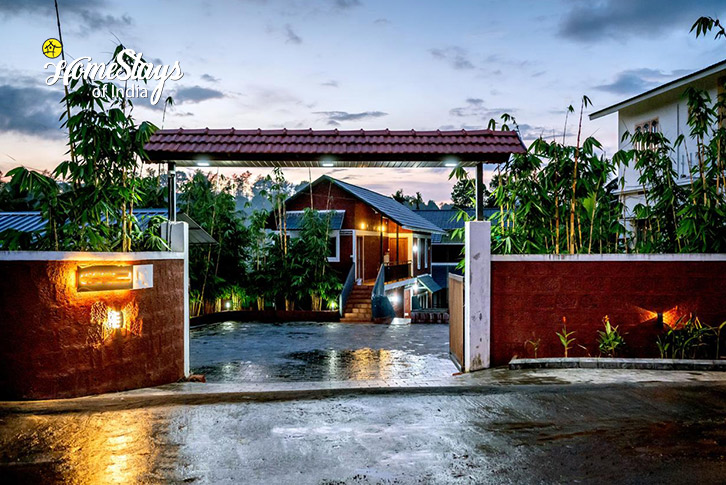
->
392, 189, 426, 209
181, 171, 252, 315
289, 209, 342, 311
1, 45, 161, 252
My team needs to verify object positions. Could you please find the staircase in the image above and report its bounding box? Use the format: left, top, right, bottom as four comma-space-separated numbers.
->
340, 285, 373, 323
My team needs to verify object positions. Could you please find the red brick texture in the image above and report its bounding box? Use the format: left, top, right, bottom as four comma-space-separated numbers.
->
490, 260, 726, 366
0, 258, 185, 400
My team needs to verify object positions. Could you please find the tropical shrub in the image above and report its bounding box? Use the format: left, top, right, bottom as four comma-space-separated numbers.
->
556, 318, 576, 358
597, 316, 625, 357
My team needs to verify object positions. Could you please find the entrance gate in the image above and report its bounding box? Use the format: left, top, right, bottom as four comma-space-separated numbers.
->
448, 273, 464, 370
145, 129, 520, 372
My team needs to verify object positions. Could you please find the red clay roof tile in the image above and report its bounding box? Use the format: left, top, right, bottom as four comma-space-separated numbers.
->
144, 128, 525, 164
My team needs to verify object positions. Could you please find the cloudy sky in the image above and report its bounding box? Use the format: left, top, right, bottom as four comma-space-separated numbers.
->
0, 0, 724, 203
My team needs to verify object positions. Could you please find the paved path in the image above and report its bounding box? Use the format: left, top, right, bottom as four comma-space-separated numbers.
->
191, 321, 456, 384
3, 381, 726, 484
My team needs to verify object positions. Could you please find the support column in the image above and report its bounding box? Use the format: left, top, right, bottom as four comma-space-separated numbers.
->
464, 220, 491, 371
162, 221, 190, 376
475, 162, 484, 221
167, 162, 177, 222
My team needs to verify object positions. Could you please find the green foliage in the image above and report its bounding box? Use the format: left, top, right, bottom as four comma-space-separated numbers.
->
556, 319, 576, 358
289, 209, 342, 310
180, 171, 251, 314
691, 16, 726, 40
656, 316, 726, 360
0, 44, 160, 252
597, 315, 625, 357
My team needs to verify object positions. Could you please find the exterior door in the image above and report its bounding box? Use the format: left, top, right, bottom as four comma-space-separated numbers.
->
356, 236, 364, 281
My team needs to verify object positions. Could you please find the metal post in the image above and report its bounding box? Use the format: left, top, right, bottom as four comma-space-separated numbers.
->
475, 162, 484, 221
168, 162, 177, 222
379, 214, 384, 265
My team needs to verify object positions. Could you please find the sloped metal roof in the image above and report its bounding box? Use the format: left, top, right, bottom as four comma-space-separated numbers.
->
134, 209, 217, 245
144, 128, 525, 166
0, 212, 45, 233
0, 209, 216, 245
417, 274, 443, 293
415, 208, 499, 243
291, 176, 445, 234
283, 210, 345, 231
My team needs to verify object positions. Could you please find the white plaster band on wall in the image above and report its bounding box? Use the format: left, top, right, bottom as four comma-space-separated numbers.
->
0, 251, 184, 262
492, 254, 726, 262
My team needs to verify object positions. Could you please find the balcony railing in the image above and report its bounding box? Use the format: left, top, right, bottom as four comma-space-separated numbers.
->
384, 261, 412, 283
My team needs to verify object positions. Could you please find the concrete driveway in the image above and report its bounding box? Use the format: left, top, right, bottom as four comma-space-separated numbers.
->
2, 381, 726, 484
190, 321, 457, 384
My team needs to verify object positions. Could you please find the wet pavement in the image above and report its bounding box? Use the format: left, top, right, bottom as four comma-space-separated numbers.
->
191, 321, 456, 384
2, 382, 726, 483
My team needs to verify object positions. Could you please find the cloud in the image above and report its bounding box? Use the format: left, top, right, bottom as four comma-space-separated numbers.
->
0, 0, 133, 32
374, 18, 390, 25
314, 110, 388, 125
559, 0, 726, 42
429, 46, 474, 70
321, 80, 339, 87
449, 98, 513, 120
285, 24, 302, 44
0, 83, 64, 138
594, 67, 691, 95
334, 0, 361, 8
172, 85, 225, 104
200, 73, 220, 83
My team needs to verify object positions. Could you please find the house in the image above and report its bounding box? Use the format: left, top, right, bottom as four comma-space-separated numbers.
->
589, 58, 726, 228
415, 207, 499, 309
279, 175, 445, 322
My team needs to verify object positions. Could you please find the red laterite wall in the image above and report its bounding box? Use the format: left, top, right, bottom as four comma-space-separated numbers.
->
490, 260, 726, 366
0, 257, 185, 400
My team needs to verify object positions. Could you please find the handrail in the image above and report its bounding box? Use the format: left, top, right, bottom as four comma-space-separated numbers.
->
338, 263, 356, 316
371, 263, 396, 321
372, 263, 386, 298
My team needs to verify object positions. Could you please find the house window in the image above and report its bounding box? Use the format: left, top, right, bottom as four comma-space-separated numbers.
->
634, 118, 659, 150
327, 233, 340, 262
416, 237, 421, 269
424, 238, 428, 268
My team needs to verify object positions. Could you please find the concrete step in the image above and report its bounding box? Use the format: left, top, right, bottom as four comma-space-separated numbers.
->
344, 305, 372, 313
344, 312, 371, 319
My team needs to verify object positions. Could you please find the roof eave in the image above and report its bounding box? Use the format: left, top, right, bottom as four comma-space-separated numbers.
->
590, 58, 726, 120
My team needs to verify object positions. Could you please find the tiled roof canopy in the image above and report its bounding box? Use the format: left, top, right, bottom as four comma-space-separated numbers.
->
144, 128, 525, 167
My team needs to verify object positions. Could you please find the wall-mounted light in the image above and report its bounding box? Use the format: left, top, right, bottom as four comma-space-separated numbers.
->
196, 161, 210, 167
360, 222, 367, 230
656, 312, 664, 328
106, 309, 123, 330
322, 162, 334, 167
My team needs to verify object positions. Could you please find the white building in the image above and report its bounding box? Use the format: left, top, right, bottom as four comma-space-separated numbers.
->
590, 59, 726, 224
